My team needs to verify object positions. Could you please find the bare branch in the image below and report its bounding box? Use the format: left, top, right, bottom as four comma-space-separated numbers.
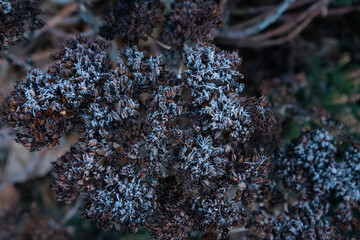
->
220, 0, 295, 40
0, 51, 32, 71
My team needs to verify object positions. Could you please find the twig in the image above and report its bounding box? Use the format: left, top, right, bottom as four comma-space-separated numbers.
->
217, 0, 315, 32
250, 0, 331, 47
0, 51, 32, 71
225, 13, 315, 48
0, 50, 51, 67
245, 0, 294, 35
215, 0, 334, 47
34, 3, 78, 38
220, 0, 295, 39
230, 9, 272, 30
230, 0, 315, 16
244, 0, 323, 43
78, 1, 101, 32
327, 4, 360, 15
272, 20, 314, 45
61, 198, 82, 224
148, 35, 172, 50
218, 0, 229, 14
155, 39, 172, 50
50, 29, 95, 39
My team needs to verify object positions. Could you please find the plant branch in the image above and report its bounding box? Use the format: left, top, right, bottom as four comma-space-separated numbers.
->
219, 0, 295, 40
0, 51, 32, 71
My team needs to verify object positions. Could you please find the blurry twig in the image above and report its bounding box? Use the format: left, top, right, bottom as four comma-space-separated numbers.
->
241, 0, 325, 46
230, 0, 315, 16
62, 198, 82, 224
51, 29, 95, 39
0, 50, 51, 69
78, 1, 101, 32
256, 12, 316, 47
215, 0, 345, 47
0, 51, 32, 71
148, 35, 172, 50
218, 0, 228, 14
220, 0, 295, 39
155, 40, 172, 50
34, 2, 78, 38
327, 4, 360, 15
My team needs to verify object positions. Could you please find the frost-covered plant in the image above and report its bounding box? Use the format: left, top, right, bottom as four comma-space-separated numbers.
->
2, 36, 275, 238
275, 129, 360, 203
0, 0, 44, 49
246, 128, 360, 239
246, 198, 337, 240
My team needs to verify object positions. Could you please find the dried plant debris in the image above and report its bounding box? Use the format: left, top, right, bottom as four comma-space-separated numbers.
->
2, 37, 275, 238
0, 206, 70, 240
161, 0, 223, 49
0, 0, 44, 49
99, 0, 162, 43
99, 0, 223, 49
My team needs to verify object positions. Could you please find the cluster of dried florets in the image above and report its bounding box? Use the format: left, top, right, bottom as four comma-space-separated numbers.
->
0, 0, 44, 49
100, 0, 223, 49
2, 36, 275, 238
275, 129, 360, 203
161, 0, 223, 49
99, 0, 162, 43
246, 128, 360, 239
3, 37, 111, 150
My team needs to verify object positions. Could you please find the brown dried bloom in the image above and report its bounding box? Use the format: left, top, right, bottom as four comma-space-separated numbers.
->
3, 37, 275, 238
161, 0, 223, 49
99, 0, 162, 43
245, 128, 360, 239
0, 0, 44, 49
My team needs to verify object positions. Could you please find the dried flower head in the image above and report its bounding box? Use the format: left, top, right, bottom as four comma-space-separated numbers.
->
267, 129, 360, 238
99, 0, 162, 43
161, 0, 223, 49
3, 37, 275, 238
3, 36, 110, 151
275, 129, 360, 202
0, 0, 44, 49
271, 200, 336, 240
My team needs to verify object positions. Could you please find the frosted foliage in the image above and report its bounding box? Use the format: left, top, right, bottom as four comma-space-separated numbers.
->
272, 201, 335, 240
202, 93, 252, 141
336, 147, 360, 201
82, 173, 155, 232
181, 136, 228, 182
194, 194, 242, 234
0, 0, 11, 14
183, 43, 244, 106
4, 37, 276, 239
276, 129, 360, 203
